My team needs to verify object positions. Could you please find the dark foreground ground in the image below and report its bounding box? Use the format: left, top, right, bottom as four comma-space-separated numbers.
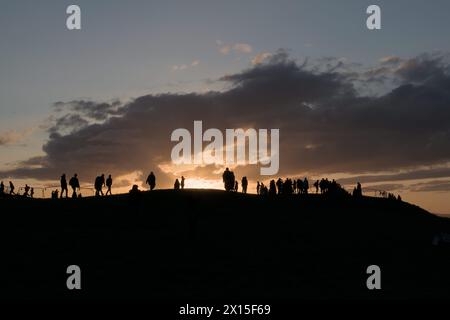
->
1, 189, 450, 300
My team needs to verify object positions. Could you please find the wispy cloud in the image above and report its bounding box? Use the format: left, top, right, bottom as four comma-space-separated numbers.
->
251, 52, 272, 65
217, 40, 253, 55
171, 60, 200, 72
0, 129, 33, 146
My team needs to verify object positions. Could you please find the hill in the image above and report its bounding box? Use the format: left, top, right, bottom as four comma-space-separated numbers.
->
1, 189, 450, 300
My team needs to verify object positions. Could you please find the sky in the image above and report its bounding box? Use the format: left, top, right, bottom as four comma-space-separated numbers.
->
1, 0, 450, 213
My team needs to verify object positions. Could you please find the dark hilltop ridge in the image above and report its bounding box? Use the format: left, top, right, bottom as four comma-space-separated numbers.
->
1, 189, 450, 300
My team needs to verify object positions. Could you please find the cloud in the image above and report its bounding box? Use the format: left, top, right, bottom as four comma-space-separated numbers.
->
2, 51, 450, 189
171, 60, 200, 71
251, 52, 272, 65
410, 180, 450, 192
0, 129, 33, 146
380, 55, 403, 65
217, 41, 253, 55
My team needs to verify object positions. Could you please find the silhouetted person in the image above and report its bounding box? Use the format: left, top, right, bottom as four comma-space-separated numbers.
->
241, 176, 248, 194
269, 180, 277, 195
181, 176, 185, 189
357, 182, 362, 196
397, 195, 402, 201
222, 168, 235, 191
283, 178, 293, 195
260, 183, 268, 196
353, 182, 362, 197
276, 178, 283, 194
296, 179, 303, 194
314, 180, 319, 193
256, 181, 260, 194
0, 181, 4, 195
60, 174, 68, 198
69, 174, 80, 198
23, 184, 30, 197
129, 185, 141, 201
9, 181, 15, 195
146, 171, 156, 190
130, 184, 140, 193
105, 174, 113, 195
51, 189, 59, 199
303, 178, 309, 194
30, 188, 34, 198
94, 175, 104, 197
174, 178, 180, 190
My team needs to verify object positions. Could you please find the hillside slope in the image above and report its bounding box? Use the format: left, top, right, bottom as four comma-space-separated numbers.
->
1, 190, 450, 300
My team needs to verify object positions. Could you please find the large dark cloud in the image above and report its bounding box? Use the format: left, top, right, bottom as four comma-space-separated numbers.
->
2, 51, 450, 188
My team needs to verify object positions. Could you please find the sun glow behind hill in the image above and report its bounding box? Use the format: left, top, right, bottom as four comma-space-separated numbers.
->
184, 178, 223, 190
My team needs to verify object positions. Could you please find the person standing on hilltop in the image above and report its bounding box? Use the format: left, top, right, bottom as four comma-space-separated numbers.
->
60, 174, 68, 198
0, 181, 4, 195
303, 177, 309, 194
181, 176, 185, 189
146, 171, 156, 190
241, 176, 248, 194
9, 181, 15, 195
105, 174, 113, 195
174, 178, 180, 190
69, 174, 80, 198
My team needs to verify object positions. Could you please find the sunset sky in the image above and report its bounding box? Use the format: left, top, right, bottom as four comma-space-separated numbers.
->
1, 0, 450, 214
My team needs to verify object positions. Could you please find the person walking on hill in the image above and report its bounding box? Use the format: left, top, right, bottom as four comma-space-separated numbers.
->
23, 184, 30, 197
60, 174, 68, 198
105, 174, 113, 195
9, 181, 15, 195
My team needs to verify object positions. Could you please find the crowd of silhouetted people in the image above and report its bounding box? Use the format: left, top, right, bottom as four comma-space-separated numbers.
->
0, 168, 403, 203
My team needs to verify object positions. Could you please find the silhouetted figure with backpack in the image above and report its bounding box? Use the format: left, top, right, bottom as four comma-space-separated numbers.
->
9, 181, 15, 195
69, 174, 80, 198
146, 172, 156, 190
241, 176, 248, 194
181, 176, 185, 189
174, 179, 180, 190
105, 174, 113, 195
60, 174, 68, 198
